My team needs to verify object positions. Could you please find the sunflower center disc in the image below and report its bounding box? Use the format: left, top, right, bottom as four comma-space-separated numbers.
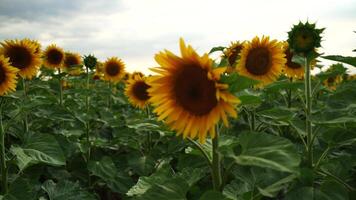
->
106, 62, 120, 76
228, 45, 243, 65
47, 49, 64, 65
6, 46, 32, 69
0, 65, 6, 84
174, 65, 217, 116
245, 47, 271, 75
65, 56, 79, 68
133, 81, 150, 100
285, 49, 302, 69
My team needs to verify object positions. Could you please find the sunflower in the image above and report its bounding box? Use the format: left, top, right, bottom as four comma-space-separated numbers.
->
148, 38, 240, 143
0, 55, 19, 96
24, 38, 41, 56
287, 21, 324, 55
323, 75, 342, 91
43, 44, 65, 69
103, 57, 125, 83
125, 75, 151, 109
0, 39, 41, 79
282, 42, 304, 79
223, 41, 245, 66
237, 36, 286, 86
130, 71, 145, 79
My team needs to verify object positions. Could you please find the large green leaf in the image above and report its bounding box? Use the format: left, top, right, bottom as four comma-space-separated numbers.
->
233, 132, 301, 173
322, 55, 356, 67
199, 191, 230, 200
1, 178, 37, 200
88, 156, 134, 194
220, 73, 260, 93
42, 180, 96, 200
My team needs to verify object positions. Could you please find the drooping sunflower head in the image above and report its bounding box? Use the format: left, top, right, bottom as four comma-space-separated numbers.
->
125, 75, 151, 109
83, 54, 97, 70
130, 71, 145, 79
63, 52, 82, 69
103, 57, 125, 83
223, 41, 245, 66
237, 36, 286, 87
323, 75, 343, 91
0, 55, 19, 96
149, 38, 240, 143
282, 42, 304, 79
0, 39, 41, 79
43, 44, 65, 69
287, 21, 324, 55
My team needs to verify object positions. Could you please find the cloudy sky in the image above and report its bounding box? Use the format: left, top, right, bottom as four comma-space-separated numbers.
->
0, 0, 355, 74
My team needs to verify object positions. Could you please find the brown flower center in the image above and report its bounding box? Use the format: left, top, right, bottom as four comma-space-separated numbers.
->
5, 46, 32, 69
327, 76, 335, 84
174, 64, 217, 116
228, 45, 243, 66
245, 47, 271, 75
0, 64, 6, 84
47, 49, 64, 65
105, 62, 120, 76
64, 55, 80, 68
285, 48, 302, 69
133, 81, 150, 101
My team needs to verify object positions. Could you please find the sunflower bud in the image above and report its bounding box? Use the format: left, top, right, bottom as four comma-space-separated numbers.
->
83, 54, 97, 70
287, 21, 324, 56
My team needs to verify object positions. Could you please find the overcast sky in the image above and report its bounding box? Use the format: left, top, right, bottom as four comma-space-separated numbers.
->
0, 0, 355, 74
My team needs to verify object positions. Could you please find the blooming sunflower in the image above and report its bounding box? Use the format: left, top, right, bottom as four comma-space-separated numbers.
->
0, 39, 41, 79
63, 52, 82, 75
237, 36, 286, 86
0, 55, 19, 96
282, 42, 304, 79
148, 38, 240, 143
125, 75, 151, 109
43, 44, 65, 69
103, 57, 125, 83
223, 41, 245, 66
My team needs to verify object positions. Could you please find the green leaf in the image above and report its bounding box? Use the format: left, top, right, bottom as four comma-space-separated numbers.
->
258, 107, 295, 121
199, 191, 230, 200
285, 187, 331, 200
320, 180, 349, 200
42, 180, 96, 200
220, 73, 260, 93
265, 80, 304, 92
2, 178, 37, 200
10, 146, 33, 171
127, 153, 155, 176
322, 55, 356, 67
233, 132, 301, 173
257, 174, 297, 197
88, 156, 134, 194
209, 46, 225, 54
223, 180, 252, 200
238, 95, 262, 106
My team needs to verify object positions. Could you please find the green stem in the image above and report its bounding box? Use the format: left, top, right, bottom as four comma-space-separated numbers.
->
187, 138, 212, 168
287, 78, 293, 108
304, 57, 313, 168
0, 100, 8, 194
22, 78, 29, 133
250, 109, 256, 132
85, 66, 91, 186
314, 146, 330, 170
58, 69, 63, 106
108, 82, 112, 109
212, 126, 222, 191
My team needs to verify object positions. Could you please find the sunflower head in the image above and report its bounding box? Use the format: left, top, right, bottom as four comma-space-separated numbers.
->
125, 75, 151, 109
149, 38, 240, 143
83, 54, 97, 70
0, 55, 19, 96
130, 71, 144, 79
24, 38, 41, 55
287, 21, 324, 55
237, 36, 286, 87
43, 44, 65, 69
223, 41, 245, 66
103, 57, 125, 83
0, 39, 41, 79
324, 75, 342, 90
63, 52, 82, 69
282, 42, 304, 79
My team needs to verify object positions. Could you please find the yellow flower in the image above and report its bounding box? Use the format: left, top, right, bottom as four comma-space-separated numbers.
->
43, 44, 65, 69
130, 71, 145, 79
103, 57, 125, 83
148, 38, 240, 143
282, 42, 304, 79
125, 75, 151, 109
0, 55, 19, 96
324, 75, 342, 90
223, 41, 245, 66
237, 36, 286, 87
0, 39, 41, 79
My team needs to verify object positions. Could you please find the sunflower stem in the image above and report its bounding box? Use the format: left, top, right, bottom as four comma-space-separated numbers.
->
85, 65, 91, 187
287, 78, 293, 108
0, 98, 8, 194
58, 69, 63, 106
22, 78, 29, 133
212, 126, 222, 191
304, 57, 313, 168
108, 82, 112, 109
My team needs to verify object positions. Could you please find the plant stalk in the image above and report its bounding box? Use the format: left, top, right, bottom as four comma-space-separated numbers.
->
212, 126, 222, 191
85, 66, 91, 186
0, 101, 8, 194
58, 69, 63, 106
304, 57, 313, 168
22, 78, 29, 133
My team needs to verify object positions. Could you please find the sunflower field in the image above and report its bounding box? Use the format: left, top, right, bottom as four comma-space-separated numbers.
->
0, 21, 355, 200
